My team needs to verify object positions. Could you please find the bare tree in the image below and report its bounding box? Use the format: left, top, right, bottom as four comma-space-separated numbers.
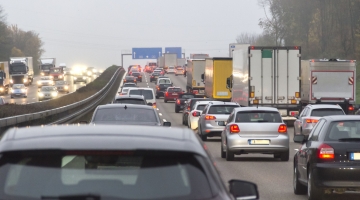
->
235, 33, 259, 44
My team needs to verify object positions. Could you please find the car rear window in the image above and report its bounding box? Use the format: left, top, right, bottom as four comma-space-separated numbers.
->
94, 108, 157, 122
311, 108, 344, 117
129, 90, 154, 100
208, 105, 239, 115
180, 94, 195, 99
125, 76, 135, 80
113, 99, 146, 105
196, 104, 206, 111
325, 121, 360, 141
169, 66, 175, 69
132, 73, 140, 76
158, 79, 171, 84
235, 111, 282, 123
160, 84, 172, 88
190, 99, 212, 111
0, 151, 215, 199
168, 88, 182, 92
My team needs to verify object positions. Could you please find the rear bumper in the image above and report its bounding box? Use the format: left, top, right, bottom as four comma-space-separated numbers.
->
203, 123, 226, 136
227, 134, 289, 153
164, 96, 177, 101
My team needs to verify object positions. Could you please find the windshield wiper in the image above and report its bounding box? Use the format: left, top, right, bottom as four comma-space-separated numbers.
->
338, 138, 360, 142
41, 193, 101, 200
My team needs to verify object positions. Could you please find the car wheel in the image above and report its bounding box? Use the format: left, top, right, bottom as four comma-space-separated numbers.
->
10, 96, 13, 99
24, 96, 27, 98
184, 114, 188, 126
294, 164, 307, 194
221, 137, 226, 158
226, 145, 234, 161
308, 171, 323, 200
175, 74, 178, 76
164, 99, 167, 103
156, 95, 159, 99
199, 126, 207, 141
281, 151, 289, 161
175, 107, 179, 113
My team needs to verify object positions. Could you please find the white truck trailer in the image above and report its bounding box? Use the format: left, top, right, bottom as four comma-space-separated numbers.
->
163, 53, 177, 72
177, 58, 186, 67
157, 56, 164, 69
229, 43, 250, 57
186, 59, 206, 96
300, 59, 356, 114
228, 46, 301, 122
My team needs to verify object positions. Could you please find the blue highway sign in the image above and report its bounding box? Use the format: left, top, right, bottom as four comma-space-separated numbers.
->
132, 47, 162, 59
164, 47, 182, 58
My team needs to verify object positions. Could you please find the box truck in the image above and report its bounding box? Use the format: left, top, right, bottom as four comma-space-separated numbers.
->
164, 53, 177, 72
9, 57, 34, 86
186, 59, 206, 96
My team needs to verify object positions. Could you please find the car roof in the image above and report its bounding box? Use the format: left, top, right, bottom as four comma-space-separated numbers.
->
208, 102, 239, 106
127, 87, 153, 91
114, 95, 145, 100
321, 115, 360, 121
233, 106, 279, 112
0, 126, 206, 156
97, 104, 152, 109
194, 101, 222, 105
306, 104, 343, 109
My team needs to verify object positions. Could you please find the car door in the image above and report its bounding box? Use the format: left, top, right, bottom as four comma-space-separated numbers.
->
199, 105, 210, 129
295, 107, 308, 134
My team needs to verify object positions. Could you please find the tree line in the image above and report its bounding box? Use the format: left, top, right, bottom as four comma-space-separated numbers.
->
237, 0, 360, 60
0, 6, 44, 74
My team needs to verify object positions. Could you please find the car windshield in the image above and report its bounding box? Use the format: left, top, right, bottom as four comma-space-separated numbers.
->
113, 99, 146, 105
196, 104, 206, 111
159, 79, 171, 84
152, 73, 160, 76
93, 107, 157, 122
12, 85, 24, 89
0, 150, 215, 199
208, 105, 239, 115
128, 90, 154, 100
125, 76, 135, 80
311, 108, 344, 117
41, 87, 56, 91
55, 81, 66, 85
50, 68, 61, 73
169, 66, 174, 69
325, 120, 360, 141
235, 111, 282, 123
168, 88, 182, 93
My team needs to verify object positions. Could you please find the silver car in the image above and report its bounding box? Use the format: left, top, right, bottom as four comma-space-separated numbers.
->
187, 100, 222, 130
294, 104, 345, 136
198, 102, 240, 141
38, 86, 58, 101
10, 84, 28, 98
221, 107, 289, 161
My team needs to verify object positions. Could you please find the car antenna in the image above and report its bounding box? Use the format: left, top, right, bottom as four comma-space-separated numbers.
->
124, 105, 127, 110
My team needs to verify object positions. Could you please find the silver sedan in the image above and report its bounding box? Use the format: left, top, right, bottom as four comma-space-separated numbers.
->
221, 107, 289, 161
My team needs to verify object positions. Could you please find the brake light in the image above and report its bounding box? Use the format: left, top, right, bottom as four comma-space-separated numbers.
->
165, 92, 169, 97
152, 103, 156, 108
278, 124, 287, 133
230, 124, 240, 133
123, 80, 126, 82
306, 119, 318, 123
205, 115, 216, 120
192, 111, 199, 117
187, 106, 190, 111
193, 90, 198, 94
318, 143, 334, 159
176, 99, 180, 104
349, 105, 354, 111
139, 75, 142, 78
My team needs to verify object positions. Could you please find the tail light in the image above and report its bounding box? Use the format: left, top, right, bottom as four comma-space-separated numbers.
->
349, 105, 354, 111
176, 99, 180, 104
187, 106, 190, 111
205, 115, 216, 120
165, 92, 169, 97
134, 79, 137, 82
306, 119, 318, 123
152, 103, 156, 108
193, 90, 198, 94
318, 143, 334, 159
278, 124, 287, 133
139, 75, 142, 78
192, 111, 200, 117
123, 80, 126, 82
151, 76, 154, 78
230, 124, 240, 133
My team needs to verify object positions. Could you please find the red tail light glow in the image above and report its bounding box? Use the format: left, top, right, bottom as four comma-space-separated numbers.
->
278, 124, 287, 133
205, 115, 216, 120
176, 99, 180, 104
318, 143, 334, 159
230, 124, 240, 133
193, 90, 198, 94
349, 105, 354, 111
306, 119, 318, 123
152, 103, 156, 108
192, 111, 200, 117
165, 92, 169, 97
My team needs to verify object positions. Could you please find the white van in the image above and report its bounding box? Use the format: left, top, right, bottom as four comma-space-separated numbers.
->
126, 87, 156, 108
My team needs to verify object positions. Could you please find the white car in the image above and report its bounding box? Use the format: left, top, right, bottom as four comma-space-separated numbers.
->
166, 66, 176, 74
37, 76, 54, 88
156, 78, 172, 85
38, 86, 58, 101
188, 100, 222, 130
126, 87, 156, 108
175, 66, 184, 76
10, 84, 28, 98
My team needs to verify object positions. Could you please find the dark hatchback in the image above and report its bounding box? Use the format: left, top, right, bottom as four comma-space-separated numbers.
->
123, 76, 137, 84
150, 72, 160, 82
131, 72, 142, 82
293, 115, 360, 200
175, 93, 195, 113
0, 125, 259, 200
182, 98, 213, 126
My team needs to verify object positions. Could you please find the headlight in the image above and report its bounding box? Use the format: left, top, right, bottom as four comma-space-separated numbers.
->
73, 77, 77, 80
38, 93, 44, 97
37, 81, 41, 85
10, 80, 13, 83
51, 92, 58, 97
10, 89, 14, 93
59, 75, 63, 78
64, 86, 69, 89
50, 81, 54, 85
23, 79, 27, 83
41, 72, 44, 76
21, 89, 26, 92
83, 77, 86, 79
0, 88, 3, 91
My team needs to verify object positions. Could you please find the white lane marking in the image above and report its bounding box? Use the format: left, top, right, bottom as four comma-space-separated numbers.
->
294, 149, 299, 151
159, 113, 162, 116
163, 119, 167, 122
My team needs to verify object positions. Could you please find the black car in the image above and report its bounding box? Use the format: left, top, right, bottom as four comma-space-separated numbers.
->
123, 76, 137, 84
175, 93, 195, 113
131, 72, 142, 82
293, 115, 360, 200
182, 98, 213, 126
155, 83, 172, 99
150, 72, 161, 82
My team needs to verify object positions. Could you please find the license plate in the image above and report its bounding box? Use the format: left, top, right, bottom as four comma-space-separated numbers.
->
248, 140, 270, 145
199, 90, 205, 94
217, 121, 226, 125
350, 153, 360, 160
155, 76, 159, 78
172, 93, 177, 95
180, 106, 184, 108
174, 98, 177, 100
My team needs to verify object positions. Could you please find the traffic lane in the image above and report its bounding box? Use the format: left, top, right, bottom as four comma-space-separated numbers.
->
164, 72, 187, 87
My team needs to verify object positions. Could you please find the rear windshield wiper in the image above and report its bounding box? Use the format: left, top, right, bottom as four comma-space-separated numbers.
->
338, 138, 360, 142
42, 194, 101, 200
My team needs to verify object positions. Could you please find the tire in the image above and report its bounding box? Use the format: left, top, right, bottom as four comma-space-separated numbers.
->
184, 114, 188, 126
164, 99, 168, 103
175, 107, 179, 113
175, 74, 178, 76
226, 145, 234, 161
199, 126, 207, 141
10, 96, 13, 99
281, 151, 289, 161
24, 96, 27, 98
156, 95, 159, 99
308, 171, 323, 200
221, 138, 226, 158
293, 164, 307, 194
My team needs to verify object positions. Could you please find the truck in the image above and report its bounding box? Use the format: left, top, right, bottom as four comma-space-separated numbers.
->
49, 67, 64, 81
177, 58, 186, 67
229, 43, 250, 57
0, 62, 10, 95
157, 56, 164, 69
59, 63, 67, 71
9, 57, 34, 86
163, 53, 177, 72
203, 57, 233, 101
300, 59, 356, 114
227, 46, 301, 123
190, 54, 209, 59
186, 59, 206, 96
39, 58, 56, 76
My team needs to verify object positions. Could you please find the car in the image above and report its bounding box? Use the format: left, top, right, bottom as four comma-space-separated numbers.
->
198, 102, 240, 141
123, 76, 137, 84
164, 87, 184, 103
144, 65, 152, 73
55, 81, 70, 93
175, 93, 195, 113
0, 125, 259, 200
37, 76, 54, 88
221, 106, 289, 161
166, 66, 176, 73
63, 68, 71, 75
73, 74, 87, 84
182, 98, 213, 126
127, 87, 156, 108
38, 86, 58, 101
175, 66, 184, 76
10, 84, 28, 98
293, 115, 360, 200
119, 84, 138, 95
150, 72, 160, 82
188, 100, 222, 130
294, 104, 345, 137
153, 69, 164, 75
128, 68, 139, 76
156, 82, 172, 99
89, 104, 170, 126
131, 72, 142, 82
113, 94, 150, 106
156, 77, 172, 85
0, 97, 5, 105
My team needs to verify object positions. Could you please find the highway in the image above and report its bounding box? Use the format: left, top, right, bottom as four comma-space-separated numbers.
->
126, 71, 352, 200
1, 74, 96, 104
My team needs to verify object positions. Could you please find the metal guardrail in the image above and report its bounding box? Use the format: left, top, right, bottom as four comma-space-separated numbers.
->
0, 67, 123, 127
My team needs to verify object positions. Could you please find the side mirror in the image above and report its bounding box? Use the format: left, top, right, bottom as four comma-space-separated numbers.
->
147, 102, 153, 106
163, 121, 171, 127
293, 135, 306, 143
79, 121, 88, 124
201, 73, 204, 80
229, 179, 259, 200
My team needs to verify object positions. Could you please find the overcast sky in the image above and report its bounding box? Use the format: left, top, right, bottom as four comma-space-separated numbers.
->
0, 0, 267, 69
